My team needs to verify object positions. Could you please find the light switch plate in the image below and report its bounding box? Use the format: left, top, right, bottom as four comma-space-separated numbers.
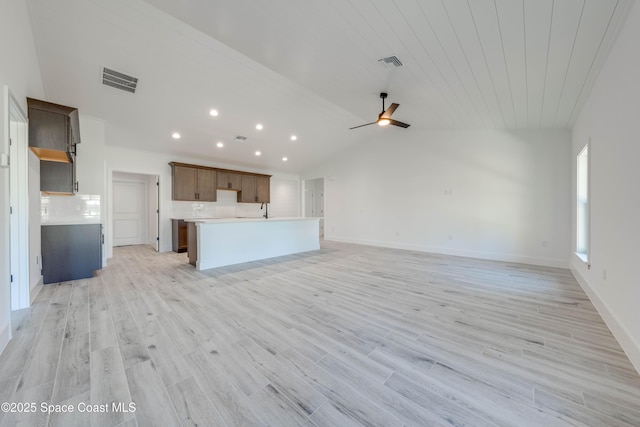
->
0, 153, 9, 168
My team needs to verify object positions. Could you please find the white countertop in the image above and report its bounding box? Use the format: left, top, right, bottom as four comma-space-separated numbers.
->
185, 217, 319, 224
42, 220, 102, 226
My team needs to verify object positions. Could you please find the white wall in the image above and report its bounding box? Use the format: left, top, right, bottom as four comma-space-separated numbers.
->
270, 177, 300, 218
76, 117, 106, 265
105, 145, 300, 256
570, 0, 640, 373
303, 129, 571, 268
77, 117, 106, 195
0, 0, 45, 353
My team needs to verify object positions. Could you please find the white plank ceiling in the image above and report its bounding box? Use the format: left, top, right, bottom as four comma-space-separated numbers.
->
25, 0, 633, 172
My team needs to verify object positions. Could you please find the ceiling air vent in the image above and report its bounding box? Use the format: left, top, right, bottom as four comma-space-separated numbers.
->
234, 136, 248, 142
102, 67, 138, 93
378, 55, 403, 69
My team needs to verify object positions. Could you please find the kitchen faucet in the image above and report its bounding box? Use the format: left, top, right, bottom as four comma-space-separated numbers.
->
261, 201, 269, 219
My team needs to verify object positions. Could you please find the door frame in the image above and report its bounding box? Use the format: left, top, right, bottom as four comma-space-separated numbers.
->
107, 169, 160, 258
302, 177, 325, 237
7, 89, 30, 310
153, 176, 159, 251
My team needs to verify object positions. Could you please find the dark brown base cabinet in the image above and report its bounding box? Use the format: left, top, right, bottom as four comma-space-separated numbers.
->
41, 224, 103, 284
172, 219, 188, 253
188, 221, 198, 266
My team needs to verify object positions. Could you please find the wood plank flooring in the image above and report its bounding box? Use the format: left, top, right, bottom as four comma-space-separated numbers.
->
1, 240, 639, 426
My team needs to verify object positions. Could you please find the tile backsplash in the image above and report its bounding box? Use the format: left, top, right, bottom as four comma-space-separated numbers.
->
171, 190, 265, 219
41, 194, 101, 224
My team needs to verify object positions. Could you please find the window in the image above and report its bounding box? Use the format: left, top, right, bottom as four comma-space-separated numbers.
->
576, 143, 589, 260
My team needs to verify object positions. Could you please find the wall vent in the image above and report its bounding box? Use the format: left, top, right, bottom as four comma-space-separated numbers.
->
234, 136, 248, 142
378, 55, 403, 68
102, 67, 138, 93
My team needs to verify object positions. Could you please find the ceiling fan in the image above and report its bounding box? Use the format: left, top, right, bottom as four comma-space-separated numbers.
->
349, 92, 410, 130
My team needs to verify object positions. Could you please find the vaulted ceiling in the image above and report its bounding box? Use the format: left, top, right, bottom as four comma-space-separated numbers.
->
25, 0, 633, 173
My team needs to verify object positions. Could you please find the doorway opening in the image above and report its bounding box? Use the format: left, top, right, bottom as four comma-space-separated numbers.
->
111, 172, 159, 251
303, 178, 324, 237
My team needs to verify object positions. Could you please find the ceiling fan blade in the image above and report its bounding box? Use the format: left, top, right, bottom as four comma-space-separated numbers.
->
380, 103, 399, 119
389, 119, 410, 128
349, 121, 378, 130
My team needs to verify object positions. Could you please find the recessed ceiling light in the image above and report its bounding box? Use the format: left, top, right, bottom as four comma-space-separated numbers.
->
172, 132, 181, 139
210, 109, 219, 117
256, 124, 263, 130
216, 142, 224, 148
255, 150, 261, 156
282, 157, 288, 162
290, 135, 297, 141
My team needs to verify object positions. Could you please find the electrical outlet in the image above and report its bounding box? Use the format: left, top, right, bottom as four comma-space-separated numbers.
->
603, 269, 607, 281
542, 240, 548, 247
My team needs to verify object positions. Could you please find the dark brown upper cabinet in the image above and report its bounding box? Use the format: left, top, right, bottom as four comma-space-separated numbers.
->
27, 97, 80, 163
169, 162, 217, 202
256, 176, 270, 203
216, 171, 242, 191
238, 174, 270, 203
196, 169, 217, 201
170, 162, 270, 203
238, 174, 257, 203
40, 160, 77, 195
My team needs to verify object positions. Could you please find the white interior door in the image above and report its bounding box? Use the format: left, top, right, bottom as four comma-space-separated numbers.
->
303, 178, 325, 237
304, 189, 314, 217
113, 180, 147, 246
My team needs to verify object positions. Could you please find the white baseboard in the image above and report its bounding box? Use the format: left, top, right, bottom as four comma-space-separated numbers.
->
572, 267, 640, 375
0, 320, 11, 356
30, 275, 43, 304
325, 236, 569, 268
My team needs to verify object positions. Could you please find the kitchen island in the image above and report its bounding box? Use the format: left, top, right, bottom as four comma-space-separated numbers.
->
186, 217, 320, 270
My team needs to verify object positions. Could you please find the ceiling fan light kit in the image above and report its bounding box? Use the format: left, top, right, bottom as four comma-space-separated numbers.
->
350, 92, 410, 130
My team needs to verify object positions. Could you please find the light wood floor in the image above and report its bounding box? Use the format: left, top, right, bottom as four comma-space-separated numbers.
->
1, 241, 639, 427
